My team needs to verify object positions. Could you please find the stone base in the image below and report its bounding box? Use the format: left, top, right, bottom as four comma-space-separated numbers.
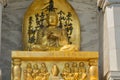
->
11, 51, 99, 80
106, 71, 120, 80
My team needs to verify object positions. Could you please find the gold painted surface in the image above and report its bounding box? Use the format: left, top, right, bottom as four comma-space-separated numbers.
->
12, 51, 99, 80
12, 0, 99, 80
12, 51, 98, 61
23, 0, 80, 51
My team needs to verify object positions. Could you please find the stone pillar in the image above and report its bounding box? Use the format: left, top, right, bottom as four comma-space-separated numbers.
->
12, 59, 21, 80
0, 69, 1, 80
98, 0, 120, 80
0, 0, 7, 53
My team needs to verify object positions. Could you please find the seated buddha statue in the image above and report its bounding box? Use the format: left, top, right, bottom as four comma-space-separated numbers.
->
79, 62, 87, 80
31, 10, 70, 51
61, 63, 72, 80
24, 63, 33, 80
29, 0, 79, 51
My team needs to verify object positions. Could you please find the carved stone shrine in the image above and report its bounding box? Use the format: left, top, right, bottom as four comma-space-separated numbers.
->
11, 0, 99, 80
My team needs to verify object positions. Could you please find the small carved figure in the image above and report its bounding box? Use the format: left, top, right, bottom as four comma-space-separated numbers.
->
39, 63, 50, 80
61, 63, 72, 80
89, 60, 98, 80
24, 63, 33, 80
79, 62, 87, 80
51, 64, 59, 76
32, 64, 39, 80
39, 63, 48, 74
71, 63, 79, 80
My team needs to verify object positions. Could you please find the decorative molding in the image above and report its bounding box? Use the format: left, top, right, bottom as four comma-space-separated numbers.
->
106, 71, 120, 80
97, 0, 120, 11
0, 0, 7, 7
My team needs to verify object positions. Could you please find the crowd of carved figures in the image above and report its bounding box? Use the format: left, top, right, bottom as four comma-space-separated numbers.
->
24, 63, 50, 80
61, 62, 87, 80
23, 62, 91, 80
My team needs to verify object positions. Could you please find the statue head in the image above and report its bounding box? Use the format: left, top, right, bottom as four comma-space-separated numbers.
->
79, 62, 85, 67
47, 11, 58, 27
65, 63, 70, 67
33, 64, 38, 69
41, 63, 46, 67
27, 63, 32, 68
72, 62, 77, 67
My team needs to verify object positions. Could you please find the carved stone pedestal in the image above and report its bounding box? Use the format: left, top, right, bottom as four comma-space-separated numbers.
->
11, 51, 99, 80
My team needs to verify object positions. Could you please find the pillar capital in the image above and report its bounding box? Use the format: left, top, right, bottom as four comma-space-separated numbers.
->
0, 0, 7, 7
97, 0, 120, 11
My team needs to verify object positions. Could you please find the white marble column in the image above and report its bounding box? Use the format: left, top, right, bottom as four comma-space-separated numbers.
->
0, 69, 1, 80
0, 0, 7, 53
0, 0, 7, 80
98, 0, 120, 80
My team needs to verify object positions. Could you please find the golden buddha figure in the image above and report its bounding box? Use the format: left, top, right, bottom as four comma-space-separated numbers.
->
39, 63, 50, 80
32, 64, 39, 80
30, 0, 69, 51
71, 63, 79, 80
79, 62, 87, 80
22, 0, 81, 51
61, 63, 72, 80
24, 63, 33, 80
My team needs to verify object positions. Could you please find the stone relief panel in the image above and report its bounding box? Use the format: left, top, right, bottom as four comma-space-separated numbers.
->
14, 61, 90, 80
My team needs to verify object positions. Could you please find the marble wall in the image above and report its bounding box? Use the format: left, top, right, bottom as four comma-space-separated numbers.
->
0, 0, 98, 80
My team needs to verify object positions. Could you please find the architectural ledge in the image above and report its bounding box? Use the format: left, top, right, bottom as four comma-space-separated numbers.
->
97, 0, 120, 11
0, 0, 7, 7
106, 71, 120, 80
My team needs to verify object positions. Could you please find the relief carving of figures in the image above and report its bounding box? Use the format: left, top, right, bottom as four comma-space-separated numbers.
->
24, 63, 50, 80
21, 61, 98, 80
61, 62, 87, 80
